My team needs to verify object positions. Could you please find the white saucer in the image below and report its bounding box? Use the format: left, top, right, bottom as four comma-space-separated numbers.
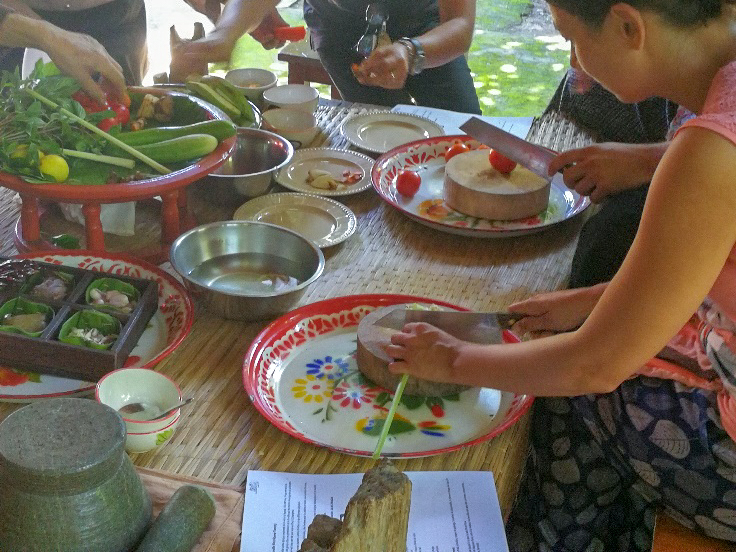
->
274, 148, 374, 197
341, 111, 445, 154
233, 193, 357, 248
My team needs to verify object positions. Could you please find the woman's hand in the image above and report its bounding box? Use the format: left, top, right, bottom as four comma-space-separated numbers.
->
508, 283, 607, 337
384, 322, 466, 384
41, 24, 125, 104
352, 43, 409, 89
249, 9, 289, 50
549, 142, 667, 203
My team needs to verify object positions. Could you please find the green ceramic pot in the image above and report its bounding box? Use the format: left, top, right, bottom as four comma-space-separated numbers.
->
0, 398, 152, 552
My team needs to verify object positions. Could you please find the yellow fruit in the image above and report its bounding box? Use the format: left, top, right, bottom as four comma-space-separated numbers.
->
39, 154, 69, 183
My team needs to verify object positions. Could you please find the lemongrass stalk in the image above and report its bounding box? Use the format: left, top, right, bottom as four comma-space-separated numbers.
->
372, 373, 409, 460
61, 149, 135, 169
24, 88, 170, 174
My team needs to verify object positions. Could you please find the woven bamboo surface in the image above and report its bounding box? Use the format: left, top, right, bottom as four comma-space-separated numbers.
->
0, 103, 592, 519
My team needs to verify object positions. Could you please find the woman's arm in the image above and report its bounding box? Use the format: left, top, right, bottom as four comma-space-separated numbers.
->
0, 8, 125, 102
172, 0, 280, 65
354, 0, 476, 88
388, 127, 736, 396
549, 142, 669, 203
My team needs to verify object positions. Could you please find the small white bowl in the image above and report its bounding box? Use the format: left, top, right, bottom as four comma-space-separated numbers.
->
225, 68, 277, 107
124, 413, 180, 454
262, 108, 319, 149
262, 84, 319, 113
96, 368, 183, 434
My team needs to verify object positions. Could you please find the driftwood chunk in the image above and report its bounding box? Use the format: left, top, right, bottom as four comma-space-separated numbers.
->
300, 461, 411, 552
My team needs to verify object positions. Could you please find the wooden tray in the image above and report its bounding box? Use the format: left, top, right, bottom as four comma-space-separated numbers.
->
0, 258, 158, 380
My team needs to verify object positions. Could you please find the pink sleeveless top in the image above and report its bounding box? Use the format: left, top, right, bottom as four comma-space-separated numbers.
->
640, 60, 736, 443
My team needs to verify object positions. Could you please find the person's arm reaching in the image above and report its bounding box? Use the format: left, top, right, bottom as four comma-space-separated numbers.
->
354, 0, 476, 89
549, 142, 669, 203
0, 6, 125, 103
173, 0, 280, 66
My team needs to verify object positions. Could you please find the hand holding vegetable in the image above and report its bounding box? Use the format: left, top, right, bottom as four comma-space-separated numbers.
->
0, 11, 126, 104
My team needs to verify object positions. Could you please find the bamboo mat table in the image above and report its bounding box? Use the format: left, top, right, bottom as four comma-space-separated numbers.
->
0, 102, 592, 519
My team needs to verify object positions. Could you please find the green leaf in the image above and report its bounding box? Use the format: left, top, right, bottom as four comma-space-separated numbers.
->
50, 234, 80, 249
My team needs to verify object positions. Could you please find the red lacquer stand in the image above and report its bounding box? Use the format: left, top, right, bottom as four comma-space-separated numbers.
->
1, 88, 234, 263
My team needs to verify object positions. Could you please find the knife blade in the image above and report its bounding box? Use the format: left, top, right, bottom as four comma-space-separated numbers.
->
459, 117, 557, 179
375, 307, 517, 344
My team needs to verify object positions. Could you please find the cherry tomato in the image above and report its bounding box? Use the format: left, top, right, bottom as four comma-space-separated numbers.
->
444, 142, 470, 162
395, 169, 421, 197
489, 149, 517, 174
111, 103, 130, 126
476, 144, 490, 150
97, 117, 118, 131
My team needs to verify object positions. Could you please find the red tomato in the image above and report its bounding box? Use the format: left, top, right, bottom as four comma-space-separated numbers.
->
97, 117, 118, 131
476, 144, 490, 150
489, 150, 517, 174
395, 169, 421, 197
111, 103, 130, 126
444, 142, 470, 162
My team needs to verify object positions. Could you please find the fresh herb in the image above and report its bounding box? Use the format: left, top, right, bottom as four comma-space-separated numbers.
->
50, 234, 80, 249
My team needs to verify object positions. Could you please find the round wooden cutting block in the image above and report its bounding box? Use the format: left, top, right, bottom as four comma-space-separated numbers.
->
356, 305, 470, 397
444, 149, 551, 220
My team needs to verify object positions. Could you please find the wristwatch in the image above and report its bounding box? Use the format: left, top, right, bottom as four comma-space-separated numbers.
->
398, 37, 425, 75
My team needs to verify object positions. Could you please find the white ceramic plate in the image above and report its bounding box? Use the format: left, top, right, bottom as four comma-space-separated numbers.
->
0, 252, 193, 402
341, 111, 445, 154
274, 148, 374, 196
233, 192, 357, 248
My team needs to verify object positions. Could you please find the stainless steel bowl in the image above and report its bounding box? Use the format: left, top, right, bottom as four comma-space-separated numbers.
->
169, 221, 324, 321
198, 128, 293, 201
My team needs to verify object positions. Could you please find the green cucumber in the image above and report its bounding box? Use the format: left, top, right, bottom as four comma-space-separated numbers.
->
136, 484, 216, 552
116, 120, 236, 147
132, 134, 219, 164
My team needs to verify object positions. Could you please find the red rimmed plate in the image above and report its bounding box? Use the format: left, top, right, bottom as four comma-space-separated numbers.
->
243, 294, 532, 458
0, 251, 193, 402
372, 135, 591, 238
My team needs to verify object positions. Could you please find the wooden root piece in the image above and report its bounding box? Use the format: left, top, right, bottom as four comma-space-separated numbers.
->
356, 305, 470, 396
444, 149, 550, 221
298, 461, 411, 552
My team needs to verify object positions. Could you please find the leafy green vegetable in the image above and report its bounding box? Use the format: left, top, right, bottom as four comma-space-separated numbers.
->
50, 234, 80, 249
0, 62, 110, 182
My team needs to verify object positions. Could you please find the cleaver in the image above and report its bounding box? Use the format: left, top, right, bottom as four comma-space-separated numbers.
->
459, 116, 558, 180
375, 307, 518, 345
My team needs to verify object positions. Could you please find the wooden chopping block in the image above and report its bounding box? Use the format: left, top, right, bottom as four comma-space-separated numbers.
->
356, 305, 470, 397
444, 149, 550, 220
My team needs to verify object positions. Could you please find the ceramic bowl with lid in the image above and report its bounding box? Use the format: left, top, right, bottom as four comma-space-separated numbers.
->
0, 397, 151, 552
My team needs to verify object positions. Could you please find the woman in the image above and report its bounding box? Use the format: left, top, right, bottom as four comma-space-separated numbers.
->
174, 0, 481, 113
385, 1, 736, 550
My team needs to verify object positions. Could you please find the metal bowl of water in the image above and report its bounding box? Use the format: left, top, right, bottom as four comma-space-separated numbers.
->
198, 127, 293, 202
169, 221, 324, 321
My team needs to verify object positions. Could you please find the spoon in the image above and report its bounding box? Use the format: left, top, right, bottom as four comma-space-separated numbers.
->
119, 398, 193, 421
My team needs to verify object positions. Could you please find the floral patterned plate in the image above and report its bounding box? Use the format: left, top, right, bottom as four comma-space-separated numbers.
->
243, 294, 533, 458
372, 135, 591, 238
0, 251, 193, 402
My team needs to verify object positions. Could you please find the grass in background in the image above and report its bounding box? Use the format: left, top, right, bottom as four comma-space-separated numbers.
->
212, 1, 570, 117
